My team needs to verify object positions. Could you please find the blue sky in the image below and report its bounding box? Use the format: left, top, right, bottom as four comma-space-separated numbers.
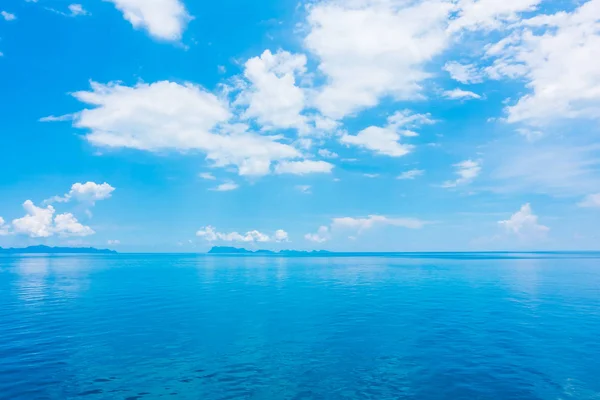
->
1, 0, 599, 252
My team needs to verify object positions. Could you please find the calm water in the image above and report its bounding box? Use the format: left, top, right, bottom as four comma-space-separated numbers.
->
1, 254, 600, 400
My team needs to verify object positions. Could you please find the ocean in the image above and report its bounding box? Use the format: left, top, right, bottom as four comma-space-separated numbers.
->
1, 253, 599, 399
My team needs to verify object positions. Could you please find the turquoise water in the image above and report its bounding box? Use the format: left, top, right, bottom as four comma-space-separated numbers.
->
1, 254, 599, 399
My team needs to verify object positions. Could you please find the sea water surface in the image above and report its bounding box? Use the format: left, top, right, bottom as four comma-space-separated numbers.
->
1, 253, 599, 400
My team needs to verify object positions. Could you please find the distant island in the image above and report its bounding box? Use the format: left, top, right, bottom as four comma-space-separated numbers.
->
0, 245, 117, 254
208, 246, 331, 256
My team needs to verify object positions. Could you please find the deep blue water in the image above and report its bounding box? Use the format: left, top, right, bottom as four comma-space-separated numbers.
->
1, 254, 600, 400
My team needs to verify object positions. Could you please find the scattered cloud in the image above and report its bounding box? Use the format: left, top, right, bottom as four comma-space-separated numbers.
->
443, 61, 484, 84
303, 0, 453, 119
1, 11, 16, 21
46, 182, 115, 204
397, 169, 424, 180
578, 193, 600, 208
108, 240, 121, 245
363, 173, 379, 178
54, 213, 95, 237
318, 149, 338, 159
196, 226, 288, 243
340, 110, 432, 157
275, 160, 334, 175
199, 172, 216, 180
105, 0, 191, 41
442, 160, 481, 188
483, 0, 600, 126
274, 229, 289, 242
305, 226, 330, 243
68, 4, 89, 16
443, 88, 481, 100
498, 203, 549, 240
210, 181, 239, 191
51, 81, 303, 177
11, 200, 94, 238
236, 50, 308, 132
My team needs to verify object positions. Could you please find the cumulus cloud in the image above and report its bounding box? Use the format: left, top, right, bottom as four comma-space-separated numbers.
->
11, 201, 94, 238
108, 240, 121, 245
49, 182, 115, 204
48, 81, 303, 177
54, 213, 95, 237
196, 226, 288, 243
305, 226, 330, 243
579, 193, 600, 208
106, 0, 191, 41
397, 169, 424, 180
304, 0, 453, 119
236, 50, 309, 132
442, 160, 481, 188
275, 160, 334, 175
12, 201, 56, 238
340, 110, 432, 157
498, 203, 549, 239
443, 88, 481, 100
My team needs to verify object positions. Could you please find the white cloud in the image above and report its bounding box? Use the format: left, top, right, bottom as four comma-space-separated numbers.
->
443, 88, 481, 100
442, 159, 481, 187
484, 0, 600, 126
318, 149, 338, 159
332, 215, 425, 232
340, 110, 431, 157
196, 226, 287, 243
210, 181, 239, 192
305, 226, 330, 243
274, 229, 289, 242
363, 173, 379, 178
1, 11, 16, 21
105, 0, 191, 41
304, 0, 453, 119
448, 0, 542, 32
11, 201, 95, 238
498, 203, 549, 239
47, 182, 115, 204
275, 160, 334, 175
108, 240, 121, 245
397, 169, 424, 180
443, 61, 484, 84
296, 185, 312, 194
236, 50, 308, 132
52, 81, 303, 177
579, 193, 600, 208
12, 201, 56, 238
0, 217, 10, 236
199, 172, 216, 180
68, 4, 89, 16
53, 213, 95, 237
